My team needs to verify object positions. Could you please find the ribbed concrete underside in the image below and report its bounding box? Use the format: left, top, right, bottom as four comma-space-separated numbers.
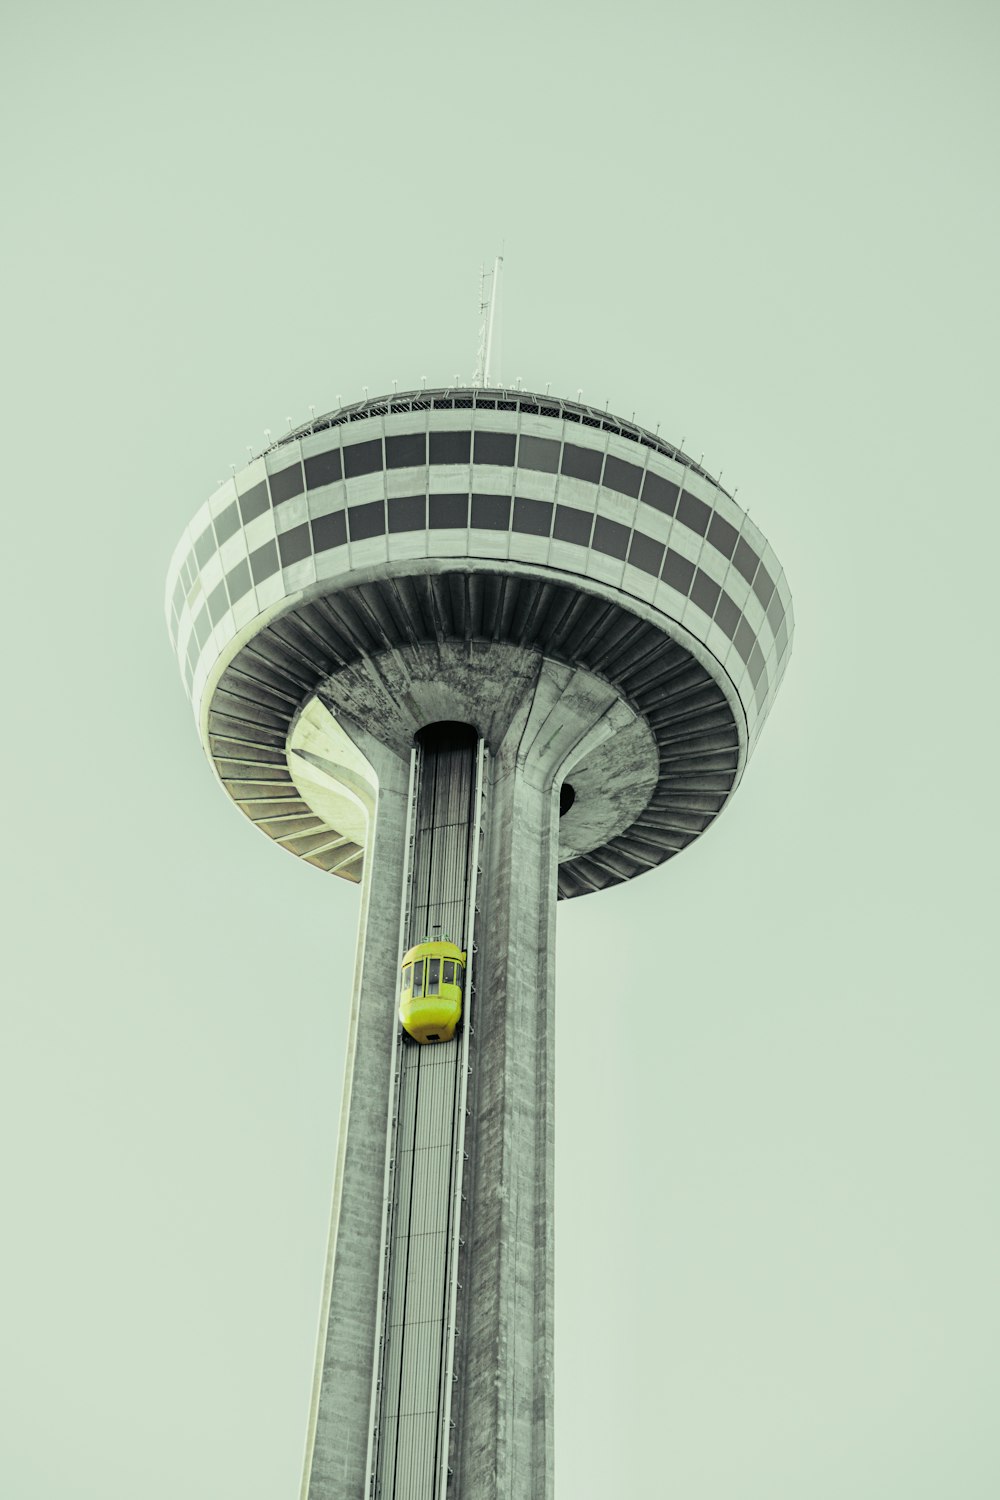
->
207, 568, 741, 898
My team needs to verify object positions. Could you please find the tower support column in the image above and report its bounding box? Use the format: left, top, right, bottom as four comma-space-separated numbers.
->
454, 661, 625, 1499
300, 735, 409, 1500
453, 735, 558, 1498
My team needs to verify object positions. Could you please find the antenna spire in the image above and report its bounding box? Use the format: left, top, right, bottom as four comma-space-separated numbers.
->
473, 254, 503, 388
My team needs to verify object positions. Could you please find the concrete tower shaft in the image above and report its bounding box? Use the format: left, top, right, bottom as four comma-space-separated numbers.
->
164, 387, 794, 1500
296, 656, 630, 1498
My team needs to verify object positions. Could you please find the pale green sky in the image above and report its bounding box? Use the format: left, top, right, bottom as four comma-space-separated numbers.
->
3, 2, 998, 1497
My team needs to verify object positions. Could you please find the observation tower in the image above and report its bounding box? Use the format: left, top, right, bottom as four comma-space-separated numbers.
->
164, 286, 794, 1500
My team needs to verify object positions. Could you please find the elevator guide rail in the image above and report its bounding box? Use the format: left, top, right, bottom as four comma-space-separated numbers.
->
367, 730, 488, 1499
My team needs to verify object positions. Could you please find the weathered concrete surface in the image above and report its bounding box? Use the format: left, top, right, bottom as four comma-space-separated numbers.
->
450, 722, 557, 1497
304, 640, 657, 878
298, 723, 408, 1500
182, 564, 751, 896
449, 660, 637, 1499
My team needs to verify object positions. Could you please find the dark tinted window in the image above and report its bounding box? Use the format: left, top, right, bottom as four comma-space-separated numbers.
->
171, 574, 187, 618
734, 617, 756, 665
402, 964, 412, 993
641, 470, 679, 516
193, 606, 211, 647
676, 491, 711, 536
442, 960, 455, 985
304, 448, 343, 489
207, 580, 229, 624
752, 562, 775, 609
387, 494, 425, 532
661, 548, 695, 595
471, 492, 511, 529
592, 516, 630, 560
213, 501, 240, 547
774, 617, 789, 660
429, 492, 468, 528
602, 455, 643, 498
748, 642, 766, 685
278, 522, 312, 566
707, 513, 738, 559
553, 505, 593, 546
474, 430, 516, 466
512, 497, 552, 535
343, 438, 383, 478
312, 510, 347, 551
227, 558, 252, 602
767, 590, 785, 635
429, 430, 471, 465
269, 463, 304, 505
691, 568, 721, 616
238, 480, 270, 524
347, 500, 385, 540
428, 957, 440, 995
249, 539, 279, 584
518, 435, 560, 473
628, 530, 664, 577
732, 536, 759, 585
754, 669, 770, 713
561, 442, 603, 484
194, 525, 215, 569
413, 959, 424, 992
385, 432, 425, 469
714, 590, 741, 640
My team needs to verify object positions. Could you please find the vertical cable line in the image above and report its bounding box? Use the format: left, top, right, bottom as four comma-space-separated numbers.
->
425, 749, 443, 937
435, 739, 487, 1498
388, 1053, 423, 1490
430, 1001, 464, 1489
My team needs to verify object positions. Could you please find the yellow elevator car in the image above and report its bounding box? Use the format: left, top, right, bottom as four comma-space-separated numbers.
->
399, 938, 466, 1043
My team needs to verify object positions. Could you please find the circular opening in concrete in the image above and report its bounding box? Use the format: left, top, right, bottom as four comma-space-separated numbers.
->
559, 782, 576, 817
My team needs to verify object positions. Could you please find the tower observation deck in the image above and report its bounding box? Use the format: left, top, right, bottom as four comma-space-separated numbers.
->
165, 385, 793, 1500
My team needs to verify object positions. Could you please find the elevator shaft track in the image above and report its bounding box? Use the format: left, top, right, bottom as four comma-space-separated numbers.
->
367, 725, 486, 1500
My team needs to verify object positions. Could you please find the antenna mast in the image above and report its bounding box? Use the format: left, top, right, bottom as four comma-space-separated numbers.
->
473, 254, 503, 388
